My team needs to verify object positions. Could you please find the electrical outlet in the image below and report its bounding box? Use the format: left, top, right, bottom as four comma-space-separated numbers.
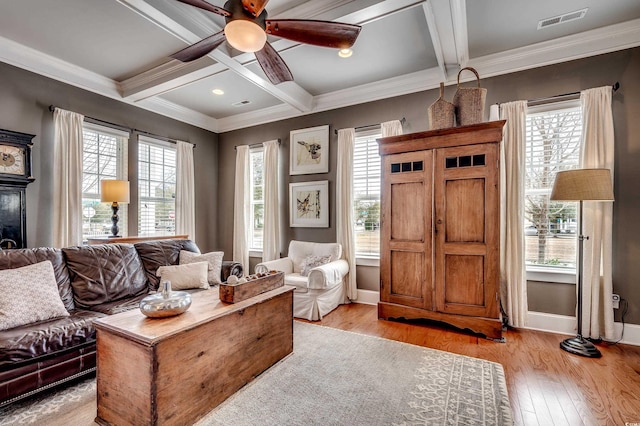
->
612, 294, 620, 309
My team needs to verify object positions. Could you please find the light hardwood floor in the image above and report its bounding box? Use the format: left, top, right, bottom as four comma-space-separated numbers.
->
305, 303, 640, 426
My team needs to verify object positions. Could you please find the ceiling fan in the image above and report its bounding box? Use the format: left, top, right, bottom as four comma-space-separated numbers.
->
170, 0, 362, 85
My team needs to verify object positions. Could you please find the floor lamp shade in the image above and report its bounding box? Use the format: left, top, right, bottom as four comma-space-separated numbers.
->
100, 180, 130, 237
550, 169, 614, 202
550, 168, 614, 358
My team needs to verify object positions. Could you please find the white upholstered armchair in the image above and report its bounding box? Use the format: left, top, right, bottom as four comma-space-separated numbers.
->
255, 240, 349, 320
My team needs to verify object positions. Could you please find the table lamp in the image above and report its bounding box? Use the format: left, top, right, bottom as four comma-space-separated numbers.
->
101, 180, 130, 238
550, 168, 614, 358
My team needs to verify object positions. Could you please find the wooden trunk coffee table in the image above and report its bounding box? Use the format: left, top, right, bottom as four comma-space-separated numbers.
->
93, 285, 294, 426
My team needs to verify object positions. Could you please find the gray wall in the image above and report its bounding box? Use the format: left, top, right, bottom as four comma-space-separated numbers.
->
218, 47, 640, 325
0, 62, 221, 253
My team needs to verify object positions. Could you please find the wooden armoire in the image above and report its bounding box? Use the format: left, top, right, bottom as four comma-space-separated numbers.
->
377, 121, 505, 340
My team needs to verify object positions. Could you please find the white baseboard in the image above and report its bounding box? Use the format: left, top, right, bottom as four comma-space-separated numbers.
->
353, 290, 640, 346
354, 289, 380, 306
526, 311, 640, 346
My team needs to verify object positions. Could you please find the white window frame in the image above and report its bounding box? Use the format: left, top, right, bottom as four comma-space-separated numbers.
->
138, 135, 176, 236
249, 146, 264, 255
524, 99, 581, 284
81, 122, 129, 242
353, 128, 382, 266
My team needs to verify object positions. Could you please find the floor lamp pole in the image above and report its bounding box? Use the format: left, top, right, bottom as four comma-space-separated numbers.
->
559, 200, 602, 358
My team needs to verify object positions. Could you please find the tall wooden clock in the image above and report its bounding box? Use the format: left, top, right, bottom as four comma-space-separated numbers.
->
0, 129, 35, 249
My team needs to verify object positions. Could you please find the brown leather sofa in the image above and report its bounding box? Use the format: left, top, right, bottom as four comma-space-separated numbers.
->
0, 239, 242, 406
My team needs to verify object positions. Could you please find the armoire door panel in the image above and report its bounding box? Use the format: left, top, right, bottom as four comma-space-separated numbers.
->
390, 182, 424, 241
390, 251, 423, 297
445, 178, 485, 243
443, 254, 485, 308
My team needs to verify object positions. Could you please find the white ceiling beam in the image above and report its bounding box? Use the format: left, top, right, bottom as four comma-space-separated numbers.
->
423, 0, 462, 80
449, 0, 468, 69
422, 1, 447, 81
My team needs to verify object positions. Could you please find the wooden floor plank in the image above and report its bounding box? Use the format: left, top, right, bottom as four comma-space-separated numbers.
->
308, 303, 640, 426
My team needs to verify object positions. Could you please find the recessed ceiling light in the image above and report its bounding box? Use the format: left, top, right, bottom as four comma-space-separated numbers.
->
338, 48, 353, 58
212, 88, 224, 95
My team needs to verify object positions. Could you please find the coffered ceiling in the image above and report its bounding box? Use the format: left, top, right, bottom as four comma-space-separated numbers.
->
1, 0, 639, 132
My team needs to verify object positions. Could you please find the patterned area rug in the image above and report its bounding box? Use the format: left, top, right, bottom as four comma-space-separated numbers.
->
0, 322, 512, 425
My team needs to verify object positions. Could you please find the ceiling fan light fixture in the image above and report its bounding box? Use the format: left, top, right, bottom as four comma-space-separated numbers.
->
338, 48, 353, 58
224, 20, 267, 53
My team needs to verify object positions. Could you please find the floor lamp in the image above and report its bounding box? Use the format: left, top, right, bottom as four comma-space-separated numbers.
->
550, 168, 614, 358
101, 180, 130, 238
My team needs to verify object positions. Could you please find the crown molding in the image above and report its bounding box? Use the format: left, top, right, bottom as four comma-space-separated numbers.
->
138, 96, 219, 132
0, 36, 120, 98
216, 103, 299, 133
469, 18, 640, 79
216, 68, 441, 132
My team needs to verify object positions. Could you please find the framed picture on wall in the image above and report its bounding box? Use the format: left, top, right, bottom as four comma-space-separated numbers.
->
289, 125, 329, 175
289, 180, 329, 228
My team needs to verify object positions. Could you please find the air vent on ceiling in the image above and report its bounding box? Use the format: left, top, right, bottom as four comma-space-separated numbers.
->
537, 8, 588, 30
232, 100, 252, 107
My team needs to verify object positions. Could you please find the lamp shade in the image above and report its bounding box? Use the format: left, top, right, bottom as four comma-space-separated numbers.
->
550, 169, 614, 202
101, 180, 130, 203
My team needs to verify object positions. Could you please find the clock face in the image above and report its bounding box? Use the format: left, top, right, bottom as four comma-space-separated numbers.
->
0, 145, 25, 175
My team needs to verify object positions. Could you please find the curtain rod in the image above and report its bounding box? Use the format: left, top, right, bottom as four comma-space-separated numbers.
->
48, 105, 196, 148
334, 117, 406, 135
234, 139, 281, 150
527, 82, 620, 106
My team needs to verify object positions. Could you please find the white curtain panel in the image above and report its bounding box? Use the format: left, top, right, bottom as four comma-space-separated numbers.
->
53, 108, 84, 248
381, 120, 403, 137
336, 128, 357, 301
499, 101, 528, 328
233, 145, 250, 271
580, 86, 615, 341
176, 141, 196, 239
262, 140, 280, 262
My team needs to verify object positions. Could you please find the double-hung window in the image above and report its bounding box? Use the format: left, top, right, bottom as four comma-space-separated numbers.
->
81, 123, 128, 242
249, 147, 264, 252
138, 136, 176, 236
525, 100, 582, 279
353, 129, 382, 259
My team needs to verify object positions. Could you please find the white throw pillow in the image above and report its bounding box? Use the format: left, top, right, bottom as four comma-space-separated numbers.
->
179, 250, 224, 285
300, 255, 332, 277
156, 261, 209, 290
0, 260, 70, 331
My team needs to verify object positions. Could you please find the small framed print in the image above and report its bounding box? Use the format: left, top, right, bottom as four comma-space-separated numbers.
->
289, 180, 329, 228
289, 125, 329, 175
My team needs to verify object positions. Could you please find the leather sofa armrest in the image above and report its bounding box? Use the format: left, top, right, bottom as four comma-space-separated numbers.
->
255, 258, 294, 275
307, 259, 349, 290
221, 261, 243, 281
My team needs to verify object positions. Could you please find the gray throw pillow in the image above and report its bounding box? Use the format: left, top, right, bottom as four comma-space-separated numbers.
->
0, 260, 69, 331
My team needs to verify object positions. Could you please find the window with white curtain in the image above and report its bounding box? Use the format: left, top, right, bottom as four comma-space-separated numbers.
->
138, 135, 176, 236
353, 129, 382, 257
249, 147, 264, 251
525, 100, 581, 273
81, 123, 128, 242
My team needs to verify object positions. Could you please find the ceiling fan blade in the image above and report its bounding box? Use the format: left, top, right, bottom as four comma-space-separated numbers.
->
170, 31, 226, 62
241, 0, 269, 17
265, 20, 361, 49
255, 41, 293, 85
175, 0, 231, 17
